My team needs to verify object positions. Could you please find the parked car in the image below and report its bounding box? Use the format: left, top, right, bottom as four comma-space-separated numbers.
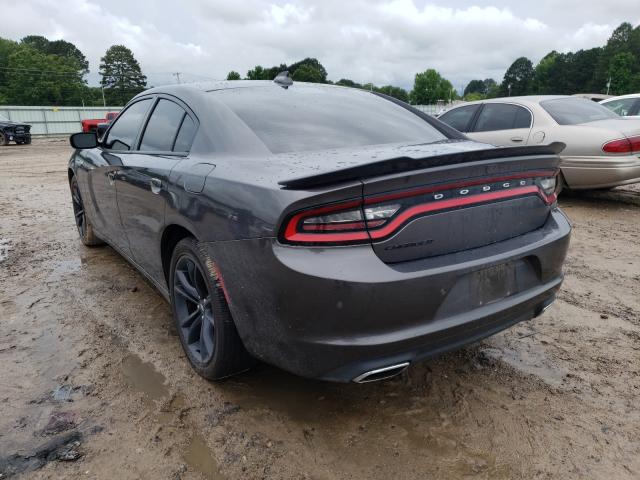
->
438, 96, 640, 189
81, 111, 119, 133
68, 80, 570, 383
600, 93, 640, 119
0, 114, 32, 145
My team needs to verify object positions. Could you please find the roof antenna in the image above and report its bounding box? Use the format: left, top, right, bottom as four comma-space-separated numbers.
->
274, 71, 293, 89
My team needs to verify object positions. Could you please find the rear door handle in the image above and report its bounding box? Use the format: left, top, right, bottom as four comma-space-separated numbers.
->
510, 136, 524, 142
150, 178, 162, 194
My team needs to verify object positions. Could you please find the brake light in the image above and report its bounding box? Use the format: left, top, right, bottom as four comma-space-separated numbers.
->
602, 135, 640, 154
281, 171, 558, 245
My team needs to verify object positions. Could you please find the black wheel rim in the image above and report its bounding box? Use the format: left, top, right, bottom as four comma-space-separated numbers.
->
71, 181, 86, 238
173, 255, 215, 363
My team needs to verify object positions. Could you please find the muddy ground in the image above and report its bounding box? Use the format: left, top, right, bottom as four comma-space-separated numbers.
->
0, 138, 639, 479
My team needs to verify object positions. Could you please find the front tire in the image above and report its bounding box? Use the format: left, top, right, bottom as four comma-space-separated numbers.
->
0, 132, 8, 146
169, 238, 253, 380
69, 176, 103, 246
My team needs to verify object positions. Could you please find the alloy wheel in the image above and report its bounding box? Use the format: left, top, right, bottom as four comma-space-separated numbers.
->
173, 255, 216, 363
71, 180, 86, 238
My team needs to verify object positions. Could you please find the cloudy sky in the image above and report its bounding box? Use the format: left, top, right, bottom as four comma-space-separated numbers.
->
4, 0, 640, 90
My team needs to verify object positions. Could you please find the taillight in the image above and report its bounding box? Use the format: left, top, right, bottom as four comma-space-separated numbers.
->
281, 171, 559, 245
603, 135, 640, 154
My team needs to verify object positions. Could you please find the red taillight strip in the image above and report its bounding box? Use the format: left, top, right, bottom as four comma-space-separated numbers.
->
283, 199, 362, 240
367, 186, 540, 240
364, 170, 556, 204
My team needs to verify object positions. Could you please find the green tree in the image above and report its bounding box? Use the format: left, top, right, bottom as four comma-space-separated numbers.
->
21, 35, 89, 74
500, 57, 534, 96
335, 78, 363, 88
608, 51, 639, 94
246, 65, 267, 80
3, 44, 87, 105
292, 64, 325, 83
409, 69, 454, 104
463, 79, 486, 96
99, 45, 147, 105
376, 85, 409, 102
288, 58, 327, 83
483, 78, 499, 98
226, 71, 241, 80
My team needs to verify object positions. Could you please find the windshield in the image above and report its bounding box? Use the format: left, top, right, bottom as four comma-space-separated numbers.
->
213, 85, 447, 154
541, 98, 619, 125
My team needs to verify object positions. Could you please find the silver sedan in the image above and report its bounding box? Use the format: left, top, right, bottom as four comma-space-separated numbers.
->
438, 96, 640, 189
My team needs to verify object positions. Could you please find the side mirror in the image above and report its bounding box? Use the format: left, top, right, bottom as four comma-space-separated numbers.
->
96, 123, 109, 139
70, 132, 98, 149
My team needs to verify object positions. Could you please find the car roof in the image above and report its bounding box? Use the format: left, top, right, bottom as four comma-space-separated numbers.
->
456, 95, 570, 108
142, 80, 356, 97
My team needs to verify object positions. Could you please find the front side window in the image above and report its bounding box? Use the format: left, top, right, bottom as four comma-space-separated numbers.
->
474, 104, 532, 132
438, 105, 480, 132
140, 99, 189, 151
541, 98, 618, 125
601, 98, 638, 117
103, 99, 152, 151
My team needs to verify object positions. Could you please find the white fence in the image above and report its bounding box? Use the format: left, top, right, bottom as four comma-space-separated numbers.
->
0, 106, 122, 136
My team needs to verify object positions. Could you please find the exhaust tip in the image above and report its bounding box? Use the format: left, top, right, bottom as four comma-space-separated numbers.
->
352, 362, 410, 384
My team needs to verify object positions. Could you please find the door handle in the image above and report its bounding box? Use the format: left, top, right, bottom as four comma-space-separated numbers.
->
510, 136, 524, 142
107, 171, 117, 185
150, 178, 162, 194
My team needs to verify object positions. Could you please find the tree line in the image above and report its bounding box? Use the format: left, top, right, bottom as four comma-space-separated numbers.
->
463, 22, 640, 100
0, 36, 147, 106
1, 22, 639, 107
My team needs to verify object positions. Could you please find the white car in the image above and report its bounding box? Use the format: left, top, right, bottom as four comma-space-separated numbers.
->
600, 94, 640, 119
437, 96, 640, 190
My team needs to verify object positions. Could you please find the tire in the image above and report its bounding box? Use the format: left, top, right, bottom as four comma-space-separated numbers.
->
169, 237, 253, 380
0, 132, 8, 146
69, 175, 104, 246
24, 137, 31, 145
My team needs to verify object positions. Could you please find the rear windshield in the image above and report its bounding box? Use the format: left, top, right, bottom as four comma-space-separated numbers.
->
213, 86, 447, 153
540, 98, 618, 125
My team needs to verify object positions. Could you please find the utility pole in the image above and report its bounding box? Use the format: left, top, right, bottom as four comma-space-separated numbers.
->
173, 72, 182, 84
606, 77, 611, 95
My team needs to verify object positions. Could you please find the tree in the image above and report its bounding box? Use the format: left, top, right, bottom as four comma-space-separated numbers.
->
463, 79, 486, 96
409, 69, 454, 104
99, 45, 147, 105
291, 64, 325, 83
376, 85, 409, 102
246, 65, 267, 80
21, 35, 89, 74
3, 43, 87, 105
483, 78, 499, 98
226, 71, 241, 80
335, 78, 362, 88
288, 58, 327, 83
608, 52, 639, 94
500, 57, 534, 96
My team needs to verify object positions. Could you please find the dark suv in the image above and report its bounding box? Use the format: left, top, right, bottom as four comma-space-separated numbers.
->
0, 114, 32, 145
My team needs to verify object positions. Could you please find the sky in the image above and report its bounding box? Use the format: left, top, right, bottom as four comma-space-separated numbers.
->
3, 0, 640, 91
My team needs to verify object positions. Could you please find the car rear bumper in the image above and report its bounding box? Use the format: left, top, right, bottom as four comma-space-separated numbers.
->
203, 209, 571, 382
561, 155, 640, 189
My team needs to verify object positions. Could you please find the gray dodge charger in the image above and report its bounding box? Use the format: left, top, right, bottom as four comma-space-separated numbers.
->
68, 76, 571, 383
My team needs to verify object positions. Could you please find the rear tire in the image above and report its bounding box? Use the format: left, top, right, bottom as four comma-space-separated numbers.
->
169, 237, 254, 380
69, 176, 104, 246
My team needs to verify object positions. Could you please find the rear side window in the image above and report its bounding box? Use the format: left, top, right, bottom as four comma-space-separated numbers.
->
140, 99, 189, 152
173, 115, 197, 152
104, 99, 152, 151
601, 98, 638, 117
474, 104, 532, 132
438, 105, 480, 132
214, 86, 447, 154
541, 98, 618, 125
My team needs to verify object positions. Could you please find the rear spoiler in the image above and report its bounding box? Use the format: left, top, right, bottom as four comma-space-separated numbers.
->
279, 142, 566, 189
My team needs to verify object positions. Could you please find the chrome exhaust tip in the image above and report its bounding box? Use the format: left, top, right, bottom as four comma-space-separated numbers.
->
352, 362, 410, 383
